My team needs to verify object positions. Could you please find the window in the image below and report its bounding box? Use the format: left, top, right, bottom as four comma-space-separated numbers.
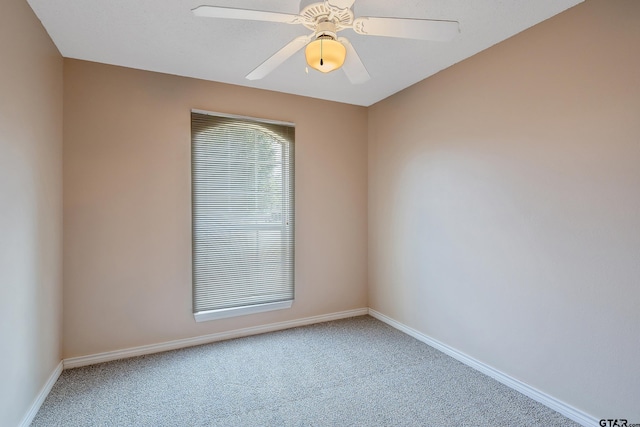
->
191, 110, 295, 322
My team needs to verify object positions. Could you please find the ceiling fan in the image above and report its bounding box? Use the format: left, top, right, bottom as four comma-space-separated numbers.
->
192, 0, 459, 84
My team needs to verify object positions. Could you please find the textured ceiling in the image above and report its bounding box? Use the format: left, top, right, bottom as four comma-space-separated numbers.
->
27, 0, 583, 106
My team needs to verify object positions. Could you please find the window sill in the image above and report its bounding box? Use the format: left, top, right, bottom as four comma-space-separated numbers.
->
194, 300, 293, 323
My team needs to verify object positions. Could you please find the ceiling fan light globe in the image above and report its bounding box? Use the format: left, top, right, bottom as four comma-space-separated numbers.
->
305, 39, 346, 73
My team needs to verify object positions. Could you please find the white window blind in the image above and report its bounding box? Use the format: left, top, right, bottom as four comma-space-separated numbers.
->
191, 111, 295, 320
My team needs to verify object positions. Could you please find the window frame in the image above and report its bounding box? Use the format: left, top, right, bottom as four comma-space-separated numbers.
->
190, 109, 295, 322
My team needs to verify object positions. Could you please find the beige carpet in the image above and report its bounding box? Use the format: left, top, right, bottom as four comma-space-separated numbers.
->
32, 316, 579, 426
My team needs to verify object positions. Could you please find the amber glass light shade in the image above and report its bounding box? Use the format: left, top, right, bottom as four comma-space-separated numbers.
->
304, 38, 346, 73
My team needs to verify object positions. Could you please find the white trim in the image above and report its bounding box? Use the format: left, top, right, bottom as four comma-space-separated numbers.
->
19, 361, 63, 427
63, 308, 369, 369
194, 300, 293, 322
367, 309, 599, 427
191, 108, 295, 126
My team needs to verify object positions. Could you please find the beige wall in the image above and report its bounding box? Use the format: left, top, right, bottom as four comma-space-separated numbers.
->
63, 60, 368, 358
0, 1, 63, 426
369, 0, 639, 420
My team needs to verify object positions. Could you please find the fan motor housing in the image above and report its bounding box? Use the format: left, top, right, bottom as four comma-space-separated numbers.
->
300, 2, 354, 32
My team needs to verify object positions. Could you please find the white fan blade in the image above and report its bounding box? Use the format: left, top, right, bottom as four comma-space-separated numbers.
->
353, 17, 459, 41
326, 0, 356, 10
339, 38, 370, 84
192, 6, 301, 24
246, 35, 313, 80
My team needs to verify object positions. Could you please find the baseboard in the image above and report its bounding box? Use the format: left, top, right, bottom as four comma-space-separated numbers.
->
367, 309, 599, 427
63, 308, 369, 369
19, 361, 63, 427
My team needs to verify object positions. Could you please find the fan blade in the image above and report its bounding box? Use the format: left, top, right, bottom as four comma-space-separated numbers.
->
339, 38, 370, 84
192, 6, 301, 24
246, 35, 313, 80
326, 0, 356, 10
352, 17, 459, 41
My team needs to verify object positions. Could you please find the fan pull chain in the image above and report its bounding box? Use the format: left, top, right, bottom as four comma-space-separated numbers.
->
320, 37, 324, 66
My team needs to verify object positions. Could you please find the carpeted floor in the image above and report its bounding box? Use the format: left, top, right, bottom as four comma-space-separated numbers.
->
32, 316, 579, 426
